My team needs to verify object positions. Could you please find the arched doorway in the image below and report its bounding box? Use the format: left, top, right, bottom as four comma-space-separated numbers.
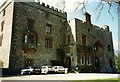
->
95, 56, 100, 72
64, 56, 71, 70
94, 40, 104, 72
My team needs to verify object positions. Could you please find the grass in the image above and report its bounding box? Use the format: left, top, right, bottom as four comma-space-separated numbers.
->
95, 77, 119, 80
69, 78, 119, 82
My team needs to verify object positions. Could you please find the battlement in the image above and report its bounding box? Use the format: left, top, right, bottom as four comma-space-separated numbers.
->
21, 2, 67, 19
37, 2, 66, 14
102, 25, 110, 32
0, 1, 67, 19
93, 25, 111, 33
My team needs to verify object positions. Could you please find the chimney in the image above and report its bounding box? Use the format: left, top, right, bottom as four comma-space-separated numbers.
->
83, 12, 91, 24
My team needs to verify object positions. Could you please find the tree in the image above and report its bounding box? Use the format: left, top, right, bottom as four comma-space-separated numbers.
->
115, 54, 120, 73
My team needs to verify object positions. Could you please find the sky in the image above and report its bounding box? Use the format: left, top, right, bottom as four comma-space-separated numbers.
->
0, 0, 119, 52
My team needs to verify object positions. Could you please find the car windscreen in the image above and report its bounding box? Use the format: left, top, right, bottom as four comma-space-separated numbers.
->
59, 66, 64, 69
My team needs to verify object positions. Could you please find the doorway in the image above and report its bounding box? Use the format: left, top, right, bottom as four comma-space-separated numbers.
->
65, 56, 71, 70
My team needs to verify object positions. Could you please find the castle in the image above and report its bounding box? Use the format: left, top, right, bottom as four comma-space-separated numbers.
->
0, 0, 117, 74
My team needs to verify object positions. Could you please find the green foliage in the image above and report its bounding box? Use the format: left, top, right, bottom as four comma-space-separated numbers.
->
77, 64, 94, 73
70, 80, 118, 82
28, 44, 35, 48
115, 54, 120, 73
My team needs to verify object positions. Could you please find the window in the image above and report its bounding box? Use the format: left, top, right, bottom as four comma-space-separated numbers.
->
27, 18, 35, 28
87, 56, 91, 65
66, 47, 70, 53
108, 45, 111, 51
46, 23, 52, 33
81, 55, 85, 65
60, 29, 62, 35
87, 53, 91, 65
88, 29, 90, 32
23, 33, 36, 44
93, 45, 97, 51
0, 34, 3, 46
3, 9, 5, 16
67, 35, 70, 45
77, 54, 80, 63
24, 35, 28, 43
60, 19, 62, 23
45, 12, 50, 19
1, 21, 4, 31
25, 58, 34, 67
82, 34, 86, 45
45, 37, 52, 48
29, 35, 35, 44
80, 51, 85, 65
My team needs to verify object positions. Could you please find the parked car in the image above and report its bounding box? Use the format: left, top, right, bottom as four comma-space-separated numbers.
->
21, 66, 41, 75
52, 66, 65, 74
41, 65, 54, 74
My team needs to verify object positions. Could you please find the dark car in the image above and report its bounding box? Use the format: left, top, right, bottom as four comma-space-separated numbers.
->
21, 66, 41, 75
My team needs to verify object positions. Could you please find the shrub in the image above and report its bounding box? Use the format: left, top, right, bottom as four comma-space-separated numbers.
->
77, 64, 94, 73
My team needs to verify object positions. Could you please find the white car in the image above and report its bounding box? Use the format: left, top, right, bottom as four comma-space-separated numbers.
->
41, 66, 54, 74
52, 66, 65, 73
21, 66, 41, 75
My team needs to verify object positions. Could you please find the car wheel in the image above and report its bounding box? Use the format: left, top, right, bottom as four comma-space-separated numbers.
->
28, 72, 31, 75
21, 72, 24, 75
44, 71, 48, 74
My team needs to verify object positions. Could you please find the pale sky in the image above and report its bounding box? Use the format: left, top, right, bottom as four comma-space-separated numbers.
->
0, 0, 119, 52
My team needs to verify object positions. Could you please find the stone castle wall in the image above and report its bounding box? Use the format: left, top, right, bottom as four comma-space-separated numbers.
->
9, 2, 67, 70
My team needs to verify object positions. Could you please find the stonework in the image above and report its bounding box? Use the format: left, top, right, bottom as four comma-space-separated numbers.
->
0, 1, 117, 73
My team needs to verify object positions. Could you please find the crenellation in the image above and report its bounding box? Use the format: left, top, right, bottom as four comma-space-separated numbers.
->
62, 11, 66, 13
58, 9, 62, 13
36, 0, 40, 3
19, 2, 67, 19
103, 25, 110, 32
55, 8, 58, 12
38, 2, 66, 14
100, 28, 104, 30
50, 6, 54, 10
46, 4, 50, 8
41, 2, 45, 6
94, 25, 101, 31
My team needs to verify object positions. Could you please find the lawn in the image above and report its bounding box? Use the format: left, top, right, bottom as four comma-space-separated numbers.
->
69, 78, 119, 82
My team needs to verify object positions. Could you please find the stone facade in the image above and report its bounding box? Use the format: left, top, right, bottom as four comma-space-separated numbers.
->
66, 16, 117, 73
0, 1, 117, 73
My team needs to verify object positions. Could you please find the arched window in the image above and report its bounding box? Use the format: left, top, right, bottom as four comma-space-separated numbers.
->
22, 28, 37, 50
23, 33, 36, 44
24, 34, 28, 43
46, 23, 52, 33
